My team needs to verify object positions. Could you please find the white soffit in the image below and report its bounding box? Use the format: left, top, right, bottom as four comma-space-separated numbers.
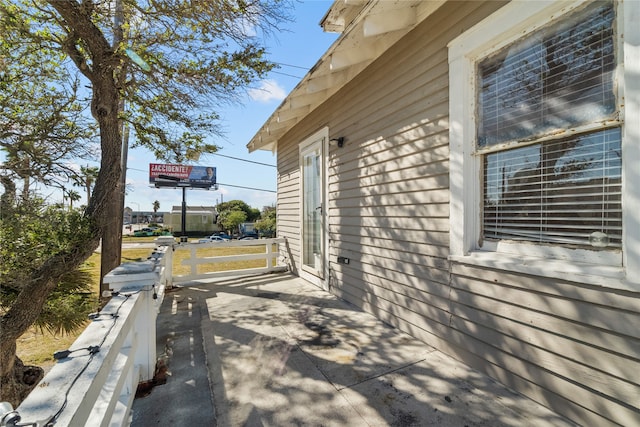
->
247, 0, 446, 153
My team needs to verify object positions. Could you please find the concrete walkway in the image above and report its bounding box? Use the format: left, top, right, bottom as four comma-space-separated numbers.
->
131, 273, 575, 426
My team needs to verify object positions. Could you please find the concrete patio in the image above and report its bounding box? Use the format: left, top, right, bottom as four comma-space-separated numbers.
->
130, 272, 576, 426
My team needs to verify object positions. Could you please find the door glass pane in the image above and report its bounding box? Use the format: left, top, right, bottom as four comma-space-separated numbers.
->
302, 145, 322, 271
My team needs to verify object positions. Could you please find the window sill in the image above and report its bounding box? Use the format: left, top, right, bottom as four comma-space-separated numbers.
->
449, 251, 637, 292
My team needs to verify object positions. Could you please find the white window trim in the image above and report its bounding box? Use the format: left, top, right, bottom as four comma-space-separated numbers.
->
448, 0, 640, 290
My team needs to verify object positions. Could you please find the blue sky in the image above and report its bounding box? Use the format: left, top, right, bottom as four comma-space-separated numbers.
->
123, 0, 338, 214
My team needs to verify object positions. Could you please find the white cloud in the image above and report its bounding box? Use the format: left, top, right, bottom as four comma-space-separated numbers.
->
247, 79, 287, 103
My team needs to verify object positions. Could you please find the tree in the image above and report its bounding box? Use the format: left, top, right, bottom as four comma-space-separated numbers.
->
152, 199, 160, 222
0, 22, 98, 201
219, 209, 247, 234
1, 5, 101, 407
255, 205, 276, 237
63, 188, 82, 210
1, 0, 292, 406
218, 199, 261, 223
0, 198, 96, 406
74, 165, 100, 206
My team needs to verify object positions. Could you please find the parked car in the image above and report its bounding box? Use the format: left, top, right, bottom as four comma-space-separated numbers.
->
198, 235, 230, 243
216, 233, 232, 240
238, 235, 257, 240
133, 228, 155, 237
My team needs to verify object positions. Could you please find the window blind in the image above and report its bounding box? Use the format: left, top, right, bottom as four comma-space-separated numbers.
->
477, 2, 616, 148
483, 128, 622, 248
477, 1, 621, 250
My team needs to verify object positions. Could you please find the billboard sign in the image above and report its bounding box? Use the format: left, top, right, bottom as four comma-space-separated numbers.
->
149, 163, 216, 188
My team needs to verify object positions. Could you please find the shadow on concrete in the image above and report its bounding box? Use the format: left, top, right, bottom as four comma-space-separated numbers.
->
132, 273, 575, 427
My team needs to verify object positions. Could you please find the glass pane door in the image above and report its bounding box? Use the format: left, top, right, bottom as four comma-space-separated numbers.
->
301, 140, 324, 276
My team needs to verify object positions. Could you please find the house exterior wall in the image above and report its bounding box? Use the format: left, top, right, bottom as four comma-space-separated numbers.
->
275, 2, 640, 425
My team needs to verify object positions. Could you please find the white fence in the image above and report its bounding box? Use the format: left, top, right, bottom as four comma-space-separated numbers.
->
172, 237, 288, 283
5, 237, 288, 426
8, 244, 171, 427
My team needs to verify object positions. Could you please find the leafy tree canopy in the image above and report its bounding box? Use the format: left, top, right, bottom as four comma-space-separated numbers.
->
217, 199, 261, 222
0, 13, 98, 195
219, 209, 247, 233
255, 205, 275, 236
0, 196, 96, 323
0, 197, 96, 404
2, 0, 292, 163
73, 165, 100, 206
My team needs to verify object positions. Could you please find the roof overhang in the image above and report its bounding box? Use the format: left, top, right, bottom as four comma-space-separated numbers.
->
247, 0, 446, 153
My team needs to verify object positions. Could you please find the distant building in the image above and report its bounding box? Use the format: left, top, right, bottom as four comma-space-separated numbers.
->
166, 205, 219, 235
124, 207, 166, 225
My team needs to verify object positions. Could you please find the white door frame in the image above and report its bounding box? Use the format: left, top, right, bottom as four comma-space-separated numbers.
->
299, 127, 329, 290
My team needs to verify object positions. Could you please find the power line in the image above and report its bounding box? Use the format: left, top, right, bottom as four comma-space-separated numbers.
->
128, 154, 275, 169
270, 61, 308, 79
211, 152, 275, 167
274, 62, 309, 70
217, 182, 276, 193
272, 70, 303, 79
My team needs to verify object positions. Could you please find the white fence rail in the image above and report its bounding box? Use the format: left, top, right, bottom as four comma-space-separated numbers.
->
173, 237, 288, 283
8, 244, 171, 427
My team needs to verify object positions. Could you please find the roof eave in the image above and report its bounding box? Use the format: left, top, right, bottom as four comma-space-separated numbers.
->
247, 0, 446, 153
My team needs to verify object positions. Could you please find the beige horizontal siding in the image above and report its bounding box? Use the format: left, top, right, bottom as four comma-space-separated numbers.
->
334, 262, 450, 302
330, 216, 449, 234
451, 292, 637, 400
275, 128, 301, 266
451, 262, 640, 426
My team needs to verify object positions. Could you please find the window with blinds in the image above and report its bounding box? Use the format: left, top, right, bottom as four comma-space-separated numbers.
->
477, 1, 621, 250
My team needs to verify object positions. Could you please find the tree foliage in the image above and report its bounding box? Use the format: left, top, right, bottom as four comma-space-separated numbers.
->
255, 205, 276, 236
217, 199, 260, 222
2, 0, 291, 164
0, 9, 98, 196
217, 200, 271, 235
0, 198, 96, 405
219, 209, 247, 234
63, 188, 81, 210
0, 0, 292, 406
73, 165, 100, 206
0, 200, 95, 334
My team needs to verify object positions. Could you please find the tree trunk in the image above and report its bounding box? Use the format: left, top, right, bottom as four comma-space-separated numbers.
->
92, 82, 124, 301
0, 120, 122, 405
0, 175, 16, 214
0, 351, 43, 409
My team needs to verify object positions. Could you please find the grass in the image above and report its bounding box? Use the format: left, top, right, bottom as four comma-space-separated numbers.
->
16, 241, 275, 369
173, 244, 278, 276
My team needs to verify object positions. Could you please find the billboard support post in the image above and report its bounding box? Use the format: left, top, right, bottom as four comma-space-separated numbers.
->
181, 186, 187, 243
